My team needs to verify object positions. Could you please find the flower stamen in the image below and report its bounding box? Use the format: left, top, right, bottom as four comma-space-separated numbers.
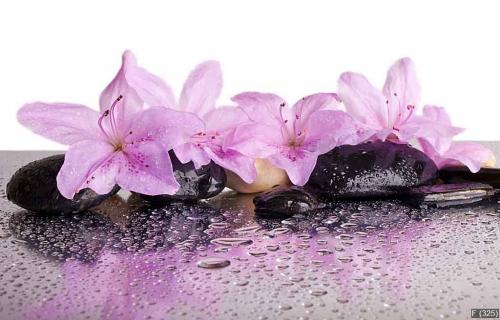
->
278, 102, 292, 141
97, 95, 123, 149
108, 95, 123, 139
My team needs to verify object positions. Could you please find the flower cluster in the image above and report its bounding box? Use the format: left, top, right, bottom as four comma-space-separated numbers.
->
18, 51, 494, 198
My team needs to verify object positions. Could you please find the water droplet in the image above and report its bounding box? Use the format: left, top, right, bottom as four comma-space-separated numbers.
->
197, 257, 230, 269
211, 238, 253, 246
310, 288, 327, 296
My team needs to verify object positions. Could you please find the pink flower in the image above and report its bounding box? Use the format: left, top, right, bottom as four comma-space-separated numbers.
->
231, 92, 360, 186
338, 57, 494, 172
137, 61, 258, 183
417, 106, 495, 172
18, 51, 203, 199
338, 57, 455, 143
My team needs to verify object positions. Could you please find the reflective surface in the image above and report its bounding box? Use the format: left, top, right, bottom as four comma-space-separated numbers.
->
1, 151, 499, 320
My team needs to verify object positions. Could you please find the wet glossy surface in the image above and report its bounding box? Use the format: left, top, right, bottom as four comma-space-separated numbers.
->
1, 151, 500, 320
306, 141, 438, 199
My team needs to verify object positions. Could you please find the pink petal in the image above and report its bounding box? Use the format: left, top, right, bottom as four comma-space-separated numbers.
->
388, 125, 419, 143
173, 143, 211, 168
179, 60, 222, 117
420, 139, 494, 173
337, 72, 388, 129
229, 122, 283, 158
84, 153, 125, 194
204, 147, 257, 183
118, 141, 179, 195
125, 55, 176, 108
232, 92, 288, 127
99, 51, 144, 124
382, 57, 421, 126
202, 106, 250, 132
421, 104, 454, 125
292, 93, 340, 122
56, 140, 117, 199
126, 106, 205, 149
291, 93, 341, 126
304, 110, 361, 154
268, 149, 318, 186
415, 105, 464, 153
18, 102, 101, 145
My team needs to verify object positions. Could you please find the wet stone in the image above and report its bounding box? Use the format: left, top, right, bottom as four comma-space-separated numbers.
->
439, 166, 500, 189
306, 141, 438, 200
140, 151, 226, 204
254, 185, 321, 218
408, 182, 496, 208
6, 154, 119, 214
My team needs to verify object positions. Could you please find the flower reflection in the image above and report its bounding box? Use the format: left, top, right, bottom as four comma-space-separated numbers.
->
9, 194, 499, 319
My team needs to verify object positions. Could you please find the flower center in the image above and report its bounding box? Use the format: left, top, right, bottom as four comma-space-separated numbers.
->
98, 95, 124, 150
388, 92, 415, 133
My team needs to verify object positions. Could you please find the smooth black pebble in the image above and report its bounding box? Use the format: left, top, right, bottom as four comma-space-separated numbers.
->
7, 154, 119, 214
306, 141, 438, 199
254, 185, 321, 218
439, 166, 500, 189
140, 150, 226, 204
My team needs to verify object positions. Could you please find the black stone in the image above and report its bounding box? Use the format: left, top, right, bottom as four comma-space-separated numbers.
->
6, 154, 119, 214
439, 167, 500, 189
140, 151, 226, 204
254, 185, 321, 218
306, 141, 438, 199
407, 182, 495, 208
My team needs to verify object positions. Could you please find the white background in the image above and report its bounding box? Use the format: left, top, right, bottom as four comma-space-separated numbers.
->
1, 0, 499, 150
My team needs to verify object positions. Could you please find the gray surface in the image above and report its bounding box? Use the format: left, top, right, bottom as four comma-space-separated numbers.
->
0, 148, 499, 320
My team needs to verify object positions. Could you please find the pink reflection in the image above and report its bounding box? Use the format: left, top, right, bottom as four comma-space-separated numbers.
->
24, 249, 227, 320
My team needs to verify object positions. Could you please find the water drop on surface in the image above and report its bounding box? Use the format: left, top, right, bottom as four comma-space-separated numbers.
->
211, 238, 253, 246
197, 257, 231, 269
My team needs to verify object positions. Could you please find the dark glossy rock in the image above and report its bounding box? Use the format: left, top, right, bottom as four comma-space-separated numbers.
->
407, 182, 495, 208
6, 154, 119, 214
254, 185, 321, 218
439, 166, 500, 189
140, 151, 226, 204
306, 141, 438, 199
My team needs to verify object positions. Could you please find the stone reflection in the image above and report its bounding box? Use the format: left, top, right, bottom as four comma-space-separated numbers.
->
8, 193, 229, 263
9, 207, 122, 263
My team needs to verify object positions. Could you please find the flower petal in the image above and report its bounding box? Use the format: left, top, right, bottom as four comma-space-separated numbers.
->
291, 93, 341, 126
338, 72, 388, 129
419, 139, 494, 172
229, 122, 282, 158
415, 105, 464, 153
99, 51, 144, 122
125, 54, 176, 108
382, 57, 421, 126
173, 143, 211, 168
179, 60, 222, 117
84, 153, 125, 195
204, 147, 257, 183
18, 102, 101, 145
202, 106, 250, 132
56, 140, 116, 199
126, 106, 205, 149
232, 92, 289, 127
304, 110, 361, 154
268, 149, 318, 186
118, 141, 179, 195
